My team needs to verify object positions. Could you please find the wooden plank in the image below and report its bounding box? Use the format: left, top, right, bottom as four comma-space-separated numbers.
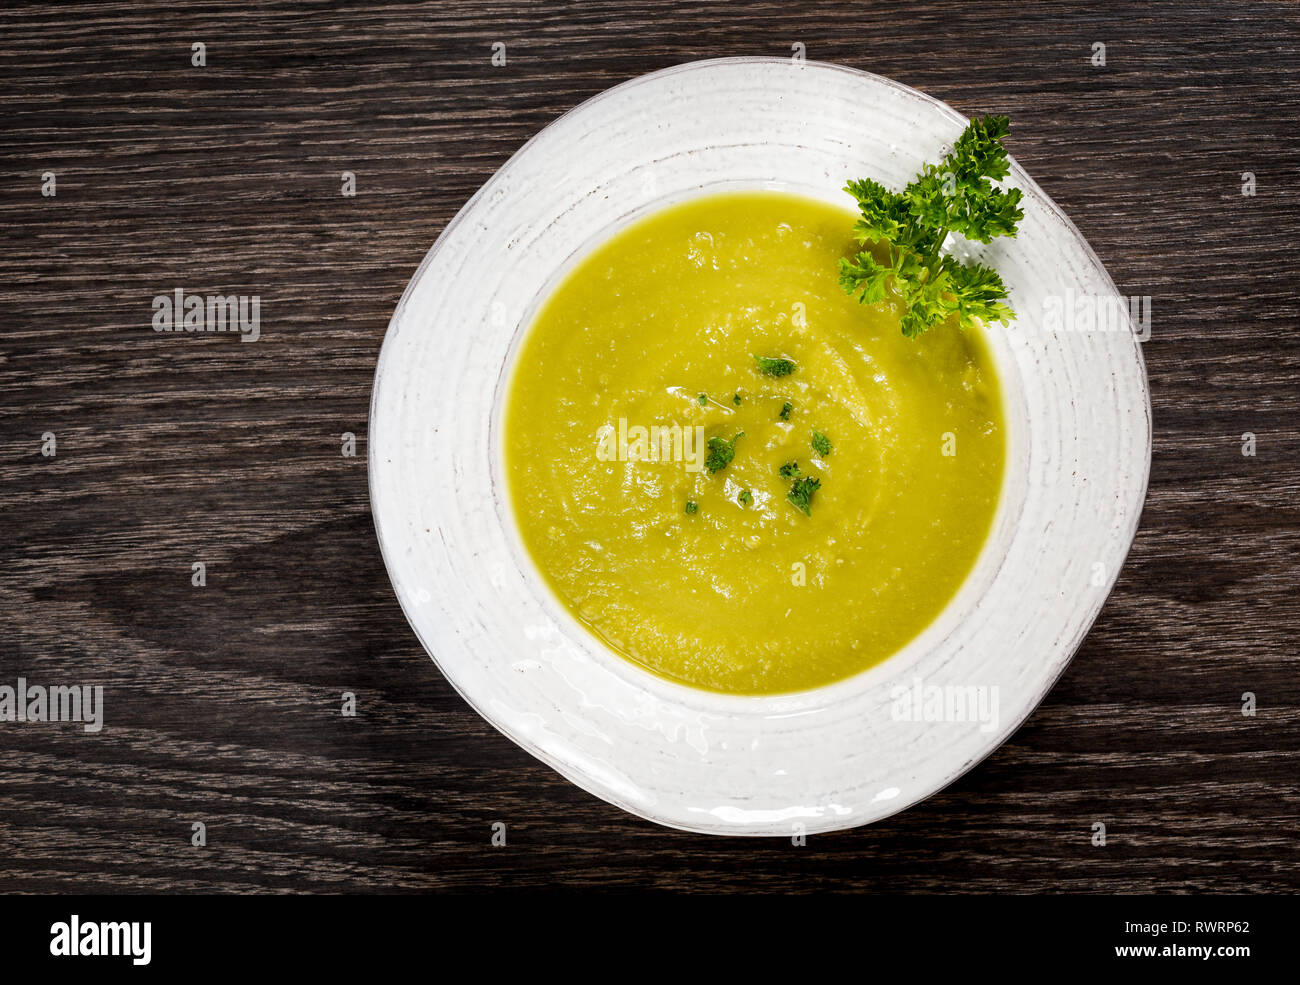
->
0, 0, 1296, 892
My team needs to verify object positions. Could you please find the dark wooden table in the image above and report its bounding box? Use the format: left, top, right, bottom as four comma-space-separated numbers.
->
1, 0, 1297, 894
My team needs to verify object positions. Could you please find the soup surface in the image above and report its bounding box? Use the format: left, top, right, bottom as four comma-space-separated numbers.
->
503, 191, 1005, 695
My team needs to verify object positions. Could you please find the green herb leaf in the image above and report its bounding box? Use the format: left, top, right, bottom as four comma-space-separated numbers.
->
684, 500, 698, 515
754, 355, 796, 378
738, 489, 752, 506
779, 461, 802, 479
840, 115, 1023, 338
698, 393, 707, 405
787, 476, 821, 516
732, 392, 742, 406
811, 430, 833, 456
705, 431, 744, 474
779, 401, 792, 421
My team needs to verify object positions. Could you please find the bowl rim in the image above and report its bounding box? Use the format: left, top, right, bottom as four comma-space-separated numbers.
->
368, 55, 1153, 834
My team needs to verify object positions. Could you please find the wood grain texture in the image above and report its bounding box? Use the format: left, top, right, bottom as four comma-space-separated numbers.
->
0, 0, 1297, 893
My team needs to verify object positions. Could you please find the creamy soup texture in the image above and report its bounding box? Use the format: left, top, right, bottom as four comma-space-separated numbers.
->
503, 191, 1005, 695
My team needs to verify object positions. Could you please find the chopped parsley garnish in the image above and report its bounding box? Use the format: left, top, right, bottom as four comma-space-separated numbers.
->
705, 431, 744, 474
754, 355, 796, 378
698, 393, 707, 405
840, 115, 1023, 338
779, 401, 792, 421
787, 476, 821, 516
779, 461, 802, 479
732, 392, 742, 406
811, 430, 833, 456
738, 489, 752, 506
684, 500, 698, 515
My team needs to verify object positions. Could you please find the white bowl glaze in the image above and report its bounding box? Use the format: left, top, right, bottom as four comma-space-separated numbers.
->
369, 58, 1151, 835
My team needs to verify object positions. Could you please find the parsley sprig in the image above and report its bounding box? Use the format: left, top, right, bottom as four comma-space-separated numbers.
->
705, 431, 744, 474
754, 355, 796, 378
839, 115, 1023, 338
787, 476, 821, 517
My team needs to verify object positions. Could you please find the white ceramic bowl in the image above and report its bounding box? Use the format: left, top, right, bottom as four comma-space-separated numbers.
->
369, 58, 1151, 835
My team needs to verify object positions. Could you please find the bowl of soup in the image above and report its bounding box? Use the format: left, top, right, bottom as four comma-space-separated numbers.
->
369, 58, 1151, 834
